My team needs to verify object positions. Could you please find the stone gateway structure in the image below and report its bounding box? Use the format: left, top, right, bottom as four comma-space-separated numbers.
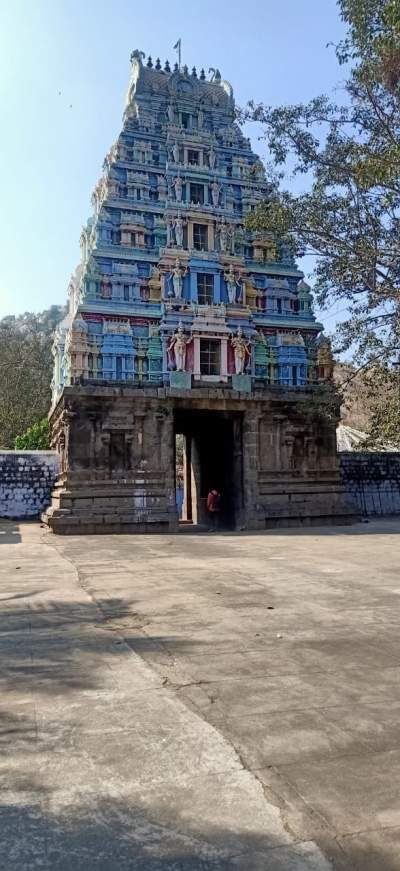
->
44, 53, 354, 534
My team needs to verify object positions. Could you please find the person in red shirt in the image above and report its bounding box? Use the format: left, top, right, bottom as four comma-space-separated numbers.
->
207, 488, 221, 532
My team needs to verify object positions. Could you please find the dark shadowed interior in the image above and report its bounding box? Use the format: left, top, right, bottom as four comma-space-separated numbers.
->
174, 409, 243, 529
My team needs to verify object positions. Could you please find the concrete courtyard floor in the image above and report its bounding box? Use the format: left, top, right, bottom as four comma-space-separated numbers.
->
1, 520, 400, 870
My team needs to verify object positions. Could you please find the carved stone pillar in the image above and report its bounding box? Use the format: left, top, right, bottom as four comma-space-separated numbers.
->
181, 434, 192, 522
193, 337, 201, 377
220, 338, 228, 377
159, 409, 176, 518
134, 412, 146, 460
243, 409, 261, 526
272, 414, 286, 471
100, 432, 111, 475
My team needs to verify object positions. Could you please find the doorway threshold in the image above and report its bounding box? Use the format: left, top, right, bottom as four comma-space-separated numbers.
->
177, 521, 209, 534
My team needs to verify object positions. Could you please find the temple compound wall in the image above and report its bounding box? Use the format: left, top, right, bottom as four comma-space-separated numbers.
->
44, 51, 355, 533
3, 447, 400, 525
0, 452, 59, 519
340, 452, 400, 517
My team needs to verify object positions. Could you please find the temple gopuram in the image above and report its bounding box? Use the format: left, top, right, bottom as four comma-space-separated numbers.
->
44, 51, 354, 533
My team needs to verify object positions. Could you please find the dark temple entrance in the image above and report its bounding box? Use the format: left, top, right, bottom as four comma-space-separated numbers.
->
174, 410, 243, 530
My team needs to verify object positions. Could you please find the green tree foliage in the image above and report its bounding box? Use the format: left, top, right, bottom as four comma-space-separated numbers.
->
0, 306, 65, 449
365, 366, 400, 447
241, 0, 400, 444
14, 418, 50, 450
335, 361, 400, 448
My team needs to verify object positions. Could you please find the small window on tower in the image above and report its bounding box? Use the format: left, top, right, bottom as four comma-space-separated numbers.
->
200, 339, 220, 376
190, 183, 204, 204
197, 273, 214, 305
181, 112, 191, 129
188, 149, 200, 166
123, 285, 130, 301
193, 223, 208, 251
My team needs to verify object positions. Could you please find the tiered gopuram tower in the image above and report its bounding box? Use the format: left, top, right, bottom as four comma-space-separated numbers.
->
45, 51, 354, 533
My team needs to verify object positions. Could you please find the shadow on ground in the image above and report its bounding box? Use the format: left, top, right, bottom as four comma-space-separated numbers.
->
0, 519, 22, 543
0, 794, 294, 870
0, 591, 398, 870
0, 594, 200, 696
0, 788, 396, 870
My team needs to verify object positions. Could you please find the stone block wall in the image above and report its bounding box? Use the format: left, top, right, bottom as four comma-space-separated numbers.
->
0, 452, 59, 519
2, 446, 398, 526
340, 452, 400, 516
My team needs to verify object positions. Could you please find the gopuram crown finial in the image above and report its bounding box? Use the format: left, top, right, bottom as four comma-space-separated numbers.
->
164, 60, 171, 72
130, 49, 145, 64
208, 67, 221, 82
155, 57, 161, 70
146, 55, 153, 68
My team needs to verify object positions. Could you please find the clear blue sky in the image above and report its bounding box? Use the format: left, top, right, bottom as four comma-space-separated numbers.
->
0, 0, 346, 326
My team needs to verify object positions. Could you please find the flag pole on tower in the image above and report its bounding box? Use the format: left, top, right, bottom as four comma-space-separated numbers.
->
173, 38, 182, 69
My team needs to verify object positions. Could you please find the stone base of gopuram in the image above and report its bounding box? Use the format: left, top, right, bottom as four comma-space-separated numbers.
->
43, 383, 358, 534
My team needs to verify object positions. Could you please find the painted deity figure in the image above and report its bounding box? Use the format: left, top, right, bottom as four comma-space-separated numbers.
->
174, 214, 185, 248
211, 180, 221, 207
231, 327, 251, 375
218, 219, 228, 252
224, 263, 241, 304
264, 240, 276, 262
149, 265, 162, 301
225, 185, 235, 212
170, 258, 187, 299
198, 106, 204, 129
209, 146, 217, 169
167, 102, 175, 124
168, 321, 191, 371
172, 141, 180, 163
279, 242, 294, 265
235, 225, 245, 251
173, 176, 183, 202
